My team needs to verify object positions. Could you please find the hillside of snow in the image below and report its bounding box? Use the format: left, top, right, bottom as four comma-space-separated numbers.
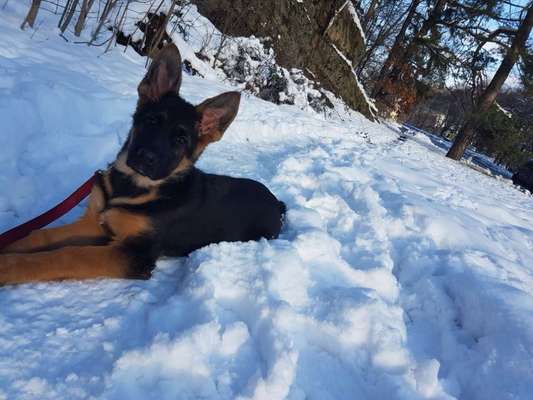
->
1, 3, 533, 400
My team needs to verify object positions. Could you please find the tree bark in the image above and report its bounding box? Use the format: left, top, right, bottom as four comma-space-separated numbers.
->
447, 2, 533, 160
363, 0, 381, 31
74, 0, 95, 36
357, 4, 410, 76
394, 0, 448, 75
20, 0, 42, 30
373, 0, 449, 100
371, 0, 421, 97
60, 0, 80, 34
89, 0, 118, 44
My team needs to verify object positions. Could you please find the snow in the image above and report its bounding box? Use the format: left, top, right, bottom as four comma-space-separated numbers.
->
331, 43, 378, 115
495, 102, 513, 118
402, 124, 513, 179
322, 0, 367, 119
346, 0, 367, 44
325, 1, 366, 44
2, 2, 533, 400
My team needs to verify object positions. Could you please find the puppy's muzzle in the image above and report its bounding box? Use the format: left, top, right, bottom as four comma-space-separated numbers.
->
127, 148, 158, 178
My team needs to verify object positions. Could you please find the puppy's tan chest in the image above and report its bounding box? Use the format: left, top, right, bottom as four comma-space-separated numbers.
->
98, 208, 152, 241
87, 170, 154, 241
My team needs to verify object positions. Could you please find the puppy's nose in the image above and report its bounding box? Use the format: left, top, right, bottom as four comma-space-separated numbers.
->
136, 148, 157, 166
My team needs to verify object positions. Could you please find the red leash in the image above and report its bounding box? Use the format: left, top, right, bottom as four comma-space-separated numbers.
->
0, 173, 96, 250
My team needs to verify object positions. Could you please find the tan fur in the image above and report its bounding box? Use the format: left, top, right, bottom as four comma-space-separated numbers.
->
100, 208, 152, 241
101, 172, 113, 198
193, 91, 240, 158
113, 150, 193, 189
0, 45, 240, 285
170, 156, 193, 176
109, 190, 158, 207
113, 152, 166, 188
1, 186, 106, 254
87, 179, 107, 214
0, 245, 132, 284
0, 176, 153, 285
194, 132, 222, 159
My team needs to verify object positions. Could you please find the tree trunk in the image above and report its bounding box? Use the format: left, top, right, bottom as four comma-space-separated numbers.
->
447, 2, 533, 160
58, 0, 72, 29
371, 0, 421, 97
60, 0, 80, 34
74, 0, 95, 36
363, 0, 380, 31
20, 0, 42, 30
373, 0, 449, 100
89, 0, 118, 44
394, 0, 448, 75
147, 1, 177, 58
357, 6, 410, 76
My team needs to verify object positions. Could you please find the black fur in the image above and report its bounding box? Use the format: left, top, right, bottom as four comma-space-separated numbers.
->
126, 93, 199, 179
108, 167, 149, 197
107, 91, 285, 276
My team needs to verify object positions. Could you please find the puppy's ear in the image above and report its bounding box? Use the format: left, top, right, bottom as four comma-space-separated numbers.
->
195, 92, 241, 152
137, 43, 182, 105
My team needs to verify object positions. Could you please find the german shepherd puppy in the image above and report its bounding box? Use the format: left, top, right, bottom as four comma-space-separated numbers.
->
0, 44, 285, 285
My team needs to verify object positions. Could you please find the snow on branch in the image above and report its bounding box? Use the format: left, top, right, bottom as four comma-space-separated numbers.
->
325, 0, 366, 44
331, 43, 377, 115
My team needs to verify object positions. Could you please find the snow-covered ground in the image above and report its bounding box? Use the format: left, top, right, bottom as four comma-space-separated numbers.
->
401, 124, 513, 180
2, 3, 533, 400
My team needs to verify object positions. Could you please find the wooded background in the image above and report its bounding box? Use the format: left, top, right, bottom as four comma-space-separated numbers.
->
17, 0, 533, 169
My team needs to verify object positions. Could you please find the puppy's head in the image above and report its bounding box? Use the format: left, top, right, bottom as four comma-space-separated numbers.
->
121, 44, 240, 183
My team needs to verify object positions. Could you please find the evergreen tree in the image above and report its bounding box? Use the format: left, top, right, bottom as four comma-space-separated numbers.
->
447, 2, 533, 160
